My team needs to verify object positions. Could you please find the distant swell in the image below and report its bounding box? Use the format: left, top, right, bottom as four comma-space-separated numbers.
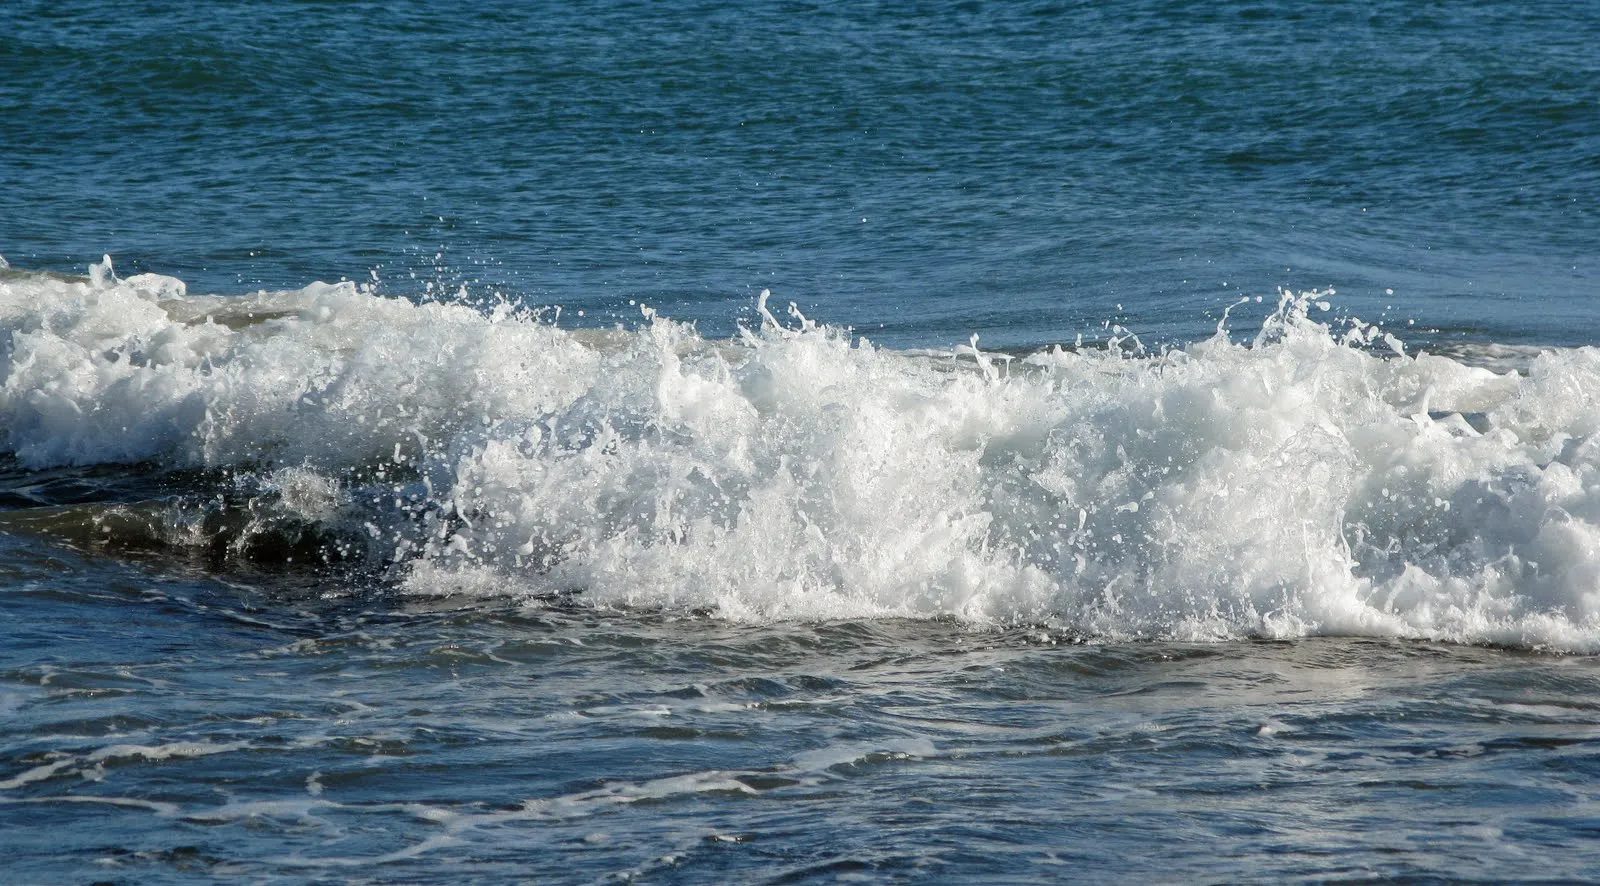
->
5, 257, 1600, 649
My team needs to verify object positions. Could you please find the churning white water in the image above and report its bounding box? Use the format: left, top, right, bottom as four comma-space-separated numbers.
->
5, 258, 1600, 648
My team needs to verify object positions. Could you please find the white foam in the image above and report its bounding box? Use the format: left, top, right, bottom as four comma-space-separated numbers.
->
7, 262, 1600, 648
0, 758, 78, 790
0, 795, 181, 815
790, 737, 938, 772
86, 740, 249, 763
0, 740, 249, 790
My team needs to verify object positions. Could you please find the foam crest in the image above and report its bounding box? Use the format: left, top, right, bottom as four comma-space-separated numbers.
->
5, 262, 1600, 648
0, 257, 598, 469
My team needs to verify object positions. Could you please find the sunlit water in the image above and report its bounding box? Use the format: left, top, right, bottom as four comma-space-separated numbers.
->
4, 0, 1600, 881
10, 536, 1600, 882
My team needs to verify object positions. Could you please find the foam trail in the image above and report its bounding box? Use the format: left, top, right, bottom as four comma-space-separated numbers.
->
4, 261, 1600, 649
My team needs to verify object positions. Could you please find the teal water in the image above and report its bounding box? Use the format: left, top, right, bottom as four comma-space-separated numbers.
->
6, 0, 1596, 347
4, 1, 1600, 881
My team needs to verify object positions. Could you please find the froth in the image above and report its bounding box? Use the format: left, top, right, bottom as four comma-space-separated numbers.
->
4, 260, 1600, 649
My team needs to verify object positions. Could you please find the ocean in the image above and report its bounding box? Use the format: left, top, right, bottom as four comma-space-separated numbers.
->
3, 0, 1600, 881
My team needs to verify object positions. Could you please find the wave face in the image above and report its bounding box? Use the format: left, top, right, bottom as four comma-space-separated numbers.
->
5, 259, 1600, 648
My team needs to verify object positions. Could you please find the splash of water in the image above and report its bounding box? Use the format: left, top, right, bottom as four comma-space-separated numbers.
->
4, 259, 1599, 648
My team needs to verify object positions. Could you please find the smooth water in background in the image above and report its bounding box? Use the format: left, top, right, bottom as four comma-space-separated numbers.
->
3, 1, 1600, 882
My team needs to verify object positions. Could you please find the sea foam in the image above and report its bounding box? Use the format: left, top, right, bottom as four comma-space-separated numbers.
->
4, 258, 1600, 648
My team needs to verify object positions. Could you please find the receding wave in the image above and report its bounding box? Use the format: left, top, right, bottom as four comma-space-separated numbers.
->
4, 257, 1600, 649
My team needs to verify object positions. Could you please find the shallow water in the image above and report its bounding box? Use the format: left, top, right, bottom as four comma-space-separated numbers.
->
8, 539, 1600, 883
5, 0, 1600, 881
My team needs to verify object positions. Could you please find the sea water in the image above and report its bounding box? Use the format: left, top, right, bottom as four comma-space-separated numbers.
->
3, 1, 1599, 882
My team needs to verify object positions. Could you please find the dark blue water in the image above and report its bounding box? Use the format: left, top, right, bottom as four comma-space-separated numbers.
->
5, 1, 1600, 881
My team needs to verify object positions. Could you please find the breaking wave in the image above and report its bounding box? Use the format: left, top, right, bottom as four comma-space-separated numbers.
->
5, 257, 1600, 649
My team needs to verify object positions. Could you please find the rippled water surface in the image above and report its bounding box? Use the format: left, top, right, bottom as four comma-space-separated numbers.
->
5, 0, 1596, 347
5, 0, 1600, 881
8, 539, 1600, 883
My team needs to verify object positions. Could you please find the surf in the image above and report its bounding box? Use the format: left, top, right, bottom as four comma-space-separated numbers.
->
4, 256, 1600, 649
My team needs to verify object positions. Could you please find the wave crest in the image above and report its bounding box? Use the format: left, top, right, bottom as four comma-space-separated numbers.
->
4, 259, 1599, 649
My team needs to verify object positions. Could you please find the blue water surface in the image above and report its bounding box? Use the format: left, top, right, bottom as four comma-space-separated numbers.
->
5, 0, 1595, 347
5, 2, 1600, 883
